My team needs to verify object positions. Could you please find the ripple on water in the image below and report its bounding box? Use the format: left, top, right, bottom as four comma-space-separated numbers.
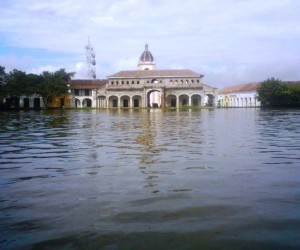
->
0, 109, 300, 249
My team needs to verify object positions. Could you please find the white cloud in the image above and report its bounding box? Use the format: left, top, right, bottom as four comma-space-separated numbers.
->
1, 0, 300, 87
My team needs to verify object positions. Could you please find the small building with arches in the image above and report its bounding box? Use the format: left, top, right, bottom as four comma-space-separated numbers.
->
70, 79, 107, 108
70, 44, 217, 108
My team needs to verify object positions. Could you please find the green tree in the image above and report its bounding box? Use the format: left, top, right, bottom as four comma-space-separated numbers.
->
289, 84, 300, 106
257, 77, 290, 107
25, 73, 43, 95
5, 69, 28, 98
0, 66, 7, 102
1, 66, 75, 109
37, 69, 75, 108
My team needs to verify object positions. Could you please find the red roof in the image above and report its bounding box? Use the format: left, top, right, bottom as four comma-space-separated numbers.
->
70, 79, 107, 89
108, 69, 204, 78
218, 82, 261, 94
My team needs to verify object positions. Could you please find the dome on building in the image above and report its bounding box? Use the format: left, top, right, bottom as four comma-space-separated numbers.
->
139, 44, 154, 63
138, 44, 156, 70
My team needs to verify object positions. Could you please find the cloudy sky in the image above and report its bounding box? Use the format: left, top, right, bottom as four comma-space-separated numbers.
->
0, 0, 300, 88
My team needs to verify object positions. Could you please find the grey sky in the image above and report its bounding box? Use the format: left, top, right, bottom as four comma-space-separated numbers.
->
0, 0, 299, 88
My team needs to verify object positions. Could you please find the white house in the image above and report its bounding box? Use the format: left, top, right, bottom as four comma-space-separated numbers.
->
218, 82, 261, 107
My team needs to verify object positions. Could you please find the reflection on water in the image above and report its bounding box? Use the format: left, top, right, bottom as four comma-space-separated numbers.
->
1, 109, 300, 249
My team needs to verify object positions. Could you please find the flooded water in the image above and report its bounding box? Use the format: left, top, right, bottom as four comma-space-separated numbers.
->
1, 108, 300, 249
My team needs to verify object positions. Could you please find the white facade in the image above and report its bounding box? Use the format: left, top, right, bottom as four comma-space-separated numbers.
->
217, 82, 261, 107
71, 44, 217, 109
3, 95, 45, 109
74, 89, 98, 108
218, 91, 261, 107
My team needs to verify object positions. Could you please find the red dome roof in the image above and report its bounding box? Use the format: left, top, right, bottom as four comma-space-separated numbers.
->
139, 44, 154, 63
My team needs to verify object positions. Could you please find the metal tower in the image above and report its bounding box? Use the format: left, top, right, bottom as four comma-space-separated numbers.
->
85, 37, 96, 79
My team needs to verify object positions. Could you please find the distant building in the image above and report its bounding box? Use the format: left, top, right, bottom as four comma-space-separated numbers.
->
2, 94, 73, 109
218, 82, 261, 107
70, 44, 217, 108
70, 79, 107, 108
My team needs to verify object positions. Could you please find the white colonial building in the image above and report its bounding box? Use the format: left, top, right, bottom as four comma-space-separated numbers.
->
70, 44, 217, 108
218, 82, 261, 107
70, 79, 107, 108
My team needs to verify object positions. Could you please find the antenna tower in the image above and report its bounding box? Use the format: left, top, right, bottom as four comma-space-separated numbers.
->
85, 37, 96, 79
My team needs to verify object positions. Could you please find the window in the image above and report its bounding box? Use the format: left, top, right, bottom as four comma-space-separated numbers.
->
137, 81, 140, 84
111, 81, 114, 85
74, 89, 79, 95
122, 81, 124, 85
116, 81, 119, 85
127, 81, 129, 84
85, 89, 90, 96
132, 81, 134, 84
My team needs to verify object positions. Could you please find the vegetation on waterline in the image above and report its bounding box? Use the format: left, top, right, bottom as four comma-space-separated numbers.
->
257, 77, 300, 107
0, 65, 75, 109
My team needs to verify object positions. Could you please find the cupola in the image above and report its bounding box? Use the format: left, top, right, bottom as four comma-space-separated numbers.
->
138, 44, 156, 70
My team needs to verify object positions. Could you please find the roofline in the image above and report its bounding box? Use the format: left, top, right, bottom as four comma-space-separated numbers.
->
107, 75, 204, 79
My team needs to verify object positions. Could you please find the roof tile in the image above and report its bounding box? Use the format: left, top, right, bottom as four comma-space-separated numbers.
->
108, 69, 204, 78
70, 79, 107, 89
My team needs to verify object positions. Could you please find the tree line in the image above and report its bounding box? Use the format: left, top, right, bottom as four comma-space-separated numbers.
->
1, 65, 300, 109
257, 78, 300, 107
0, 65, 74, 109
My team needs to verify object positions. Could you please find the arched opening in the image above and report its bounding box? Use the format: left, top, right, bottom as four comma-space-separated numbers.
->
120, 95, 130, 108
23, 98, 30, 109
151, 78, 158, 84
98, 96, 107, 108
82, 98, 92, 107
191, 94, 201, 107
75, 99, 81, 108
132, 95, 142, 108
205, 94, 214, 106
147, 89, 161, 108
179, 94, 189, 107
166, 94, 177, 108
33, 98, 40, 109
109, 96, 118, 108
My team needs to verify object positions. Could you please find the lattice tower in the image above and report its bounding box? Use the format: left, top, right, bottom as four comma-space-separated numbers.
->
85, 37, 96, 79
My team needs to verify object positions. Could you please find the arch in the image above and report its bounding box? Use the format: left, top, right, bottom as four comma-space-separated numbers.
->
191, 94, 201, 107
75, 98, 81, 108
98, 95, 107, 108
166, 94, 177, 108
132, 95, 142, 108
151, 78, 158, 84
205, 94, 214, 106
82, 98, 92, 107
147, 89, 161, 107
120, 95, 130, 108
179, 94, 189, 107
108, 95, 118, 108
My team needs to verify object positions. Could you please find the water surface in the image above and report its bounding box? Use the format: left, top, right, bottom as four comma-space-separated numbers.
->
1, 109, 300, 249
